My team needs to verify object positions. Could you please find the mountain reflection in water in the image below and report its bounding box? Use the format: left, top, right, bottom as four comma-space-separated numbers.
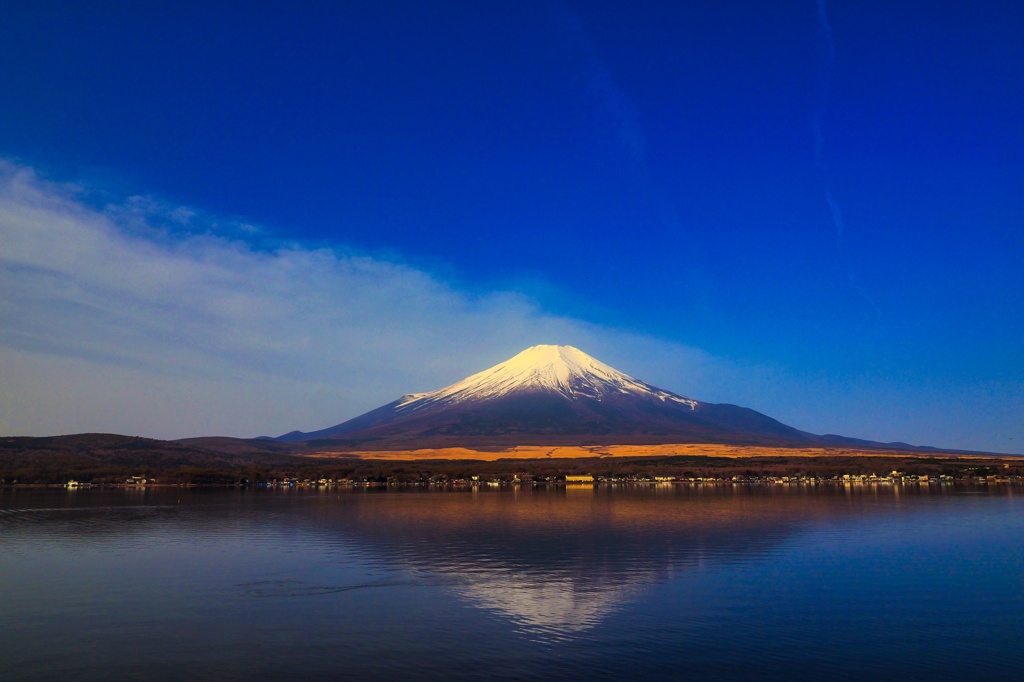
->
311, 486, 849, 636
2, 485, 1021, 682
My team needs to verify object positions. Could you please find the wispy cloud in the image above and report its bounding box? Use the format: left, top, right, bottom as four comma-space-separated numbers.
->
549, 3, 646, 163
0, 161, 725, 439
813, 0, 835, 167
548, 2, 689, 239
813, 0, 883, 327
3, 161, 1016, 452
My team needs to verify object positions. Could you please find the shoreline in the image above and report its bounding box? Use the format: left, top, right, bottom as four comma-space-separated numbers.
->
4, 472, 1023, 490
4, 437, 1022, 487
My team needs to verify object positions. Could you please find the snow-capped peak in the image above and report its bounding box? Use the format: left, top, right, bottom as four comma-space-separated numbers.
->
396, 344, 697, 412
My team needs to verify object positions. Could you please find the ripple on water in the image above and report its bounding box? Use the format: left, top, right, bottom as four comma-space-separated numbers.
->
1, 487, 1023, 682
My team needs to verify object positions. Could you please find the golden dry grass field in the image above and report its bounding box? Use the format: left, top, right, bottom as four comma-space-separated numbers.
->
304, 443, 993, 462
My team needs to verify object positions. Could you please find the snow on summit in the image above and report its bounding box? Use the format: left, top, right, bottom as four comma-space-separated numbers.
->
277, 343, 831, 446
396, 345, 698, 412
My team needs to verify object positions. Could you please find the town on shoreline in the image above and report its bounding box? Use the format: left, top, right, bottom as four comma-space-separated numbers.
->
9, 459, 1024, 490
4, 433, 1021, 488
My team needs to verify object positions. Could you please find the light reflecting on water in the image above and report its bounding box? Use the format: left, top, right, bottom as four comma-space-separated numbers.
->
1, 485, 1021, 681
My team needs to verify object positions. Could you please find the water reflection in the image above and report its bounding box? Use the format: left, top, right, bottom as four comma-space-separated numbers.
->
2, 485, 1022, 682
265, 486, 898, 636
0, 485, 1000, 640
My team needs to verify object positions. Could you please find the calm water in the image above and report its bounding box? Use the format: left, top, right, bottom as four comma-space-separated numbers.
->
1, 485, 1022, 681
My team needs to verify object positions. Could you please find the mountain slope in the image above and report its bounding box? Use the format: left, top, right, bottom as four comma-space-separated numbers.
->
278, 345, 820, 448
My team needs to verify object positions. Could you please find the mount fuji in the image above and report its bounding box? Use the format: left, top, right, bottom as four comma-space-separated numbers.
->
278, 345, 883, 449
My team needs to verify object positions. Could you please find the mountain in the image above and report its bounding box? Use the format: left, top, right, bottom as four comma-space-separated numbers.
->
278, 344, 843, 449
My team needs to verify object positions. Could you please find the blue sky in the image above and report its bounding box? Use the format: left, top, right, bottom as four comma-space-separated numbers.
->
0, 1, 1021, 452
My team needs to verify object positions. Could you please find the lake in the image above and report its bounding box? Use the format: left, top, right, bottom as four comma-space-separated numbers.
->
1, 485, 1021, 681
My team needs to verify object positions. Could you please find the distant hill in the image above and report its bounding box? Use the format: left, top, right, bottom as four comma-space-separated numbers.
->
0, 433, 298, 484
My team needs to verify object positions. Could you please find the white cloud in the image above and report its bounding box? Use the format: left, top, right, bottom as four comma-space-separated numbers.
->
2, 161, 1019, 453
0, 161, 725, 439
